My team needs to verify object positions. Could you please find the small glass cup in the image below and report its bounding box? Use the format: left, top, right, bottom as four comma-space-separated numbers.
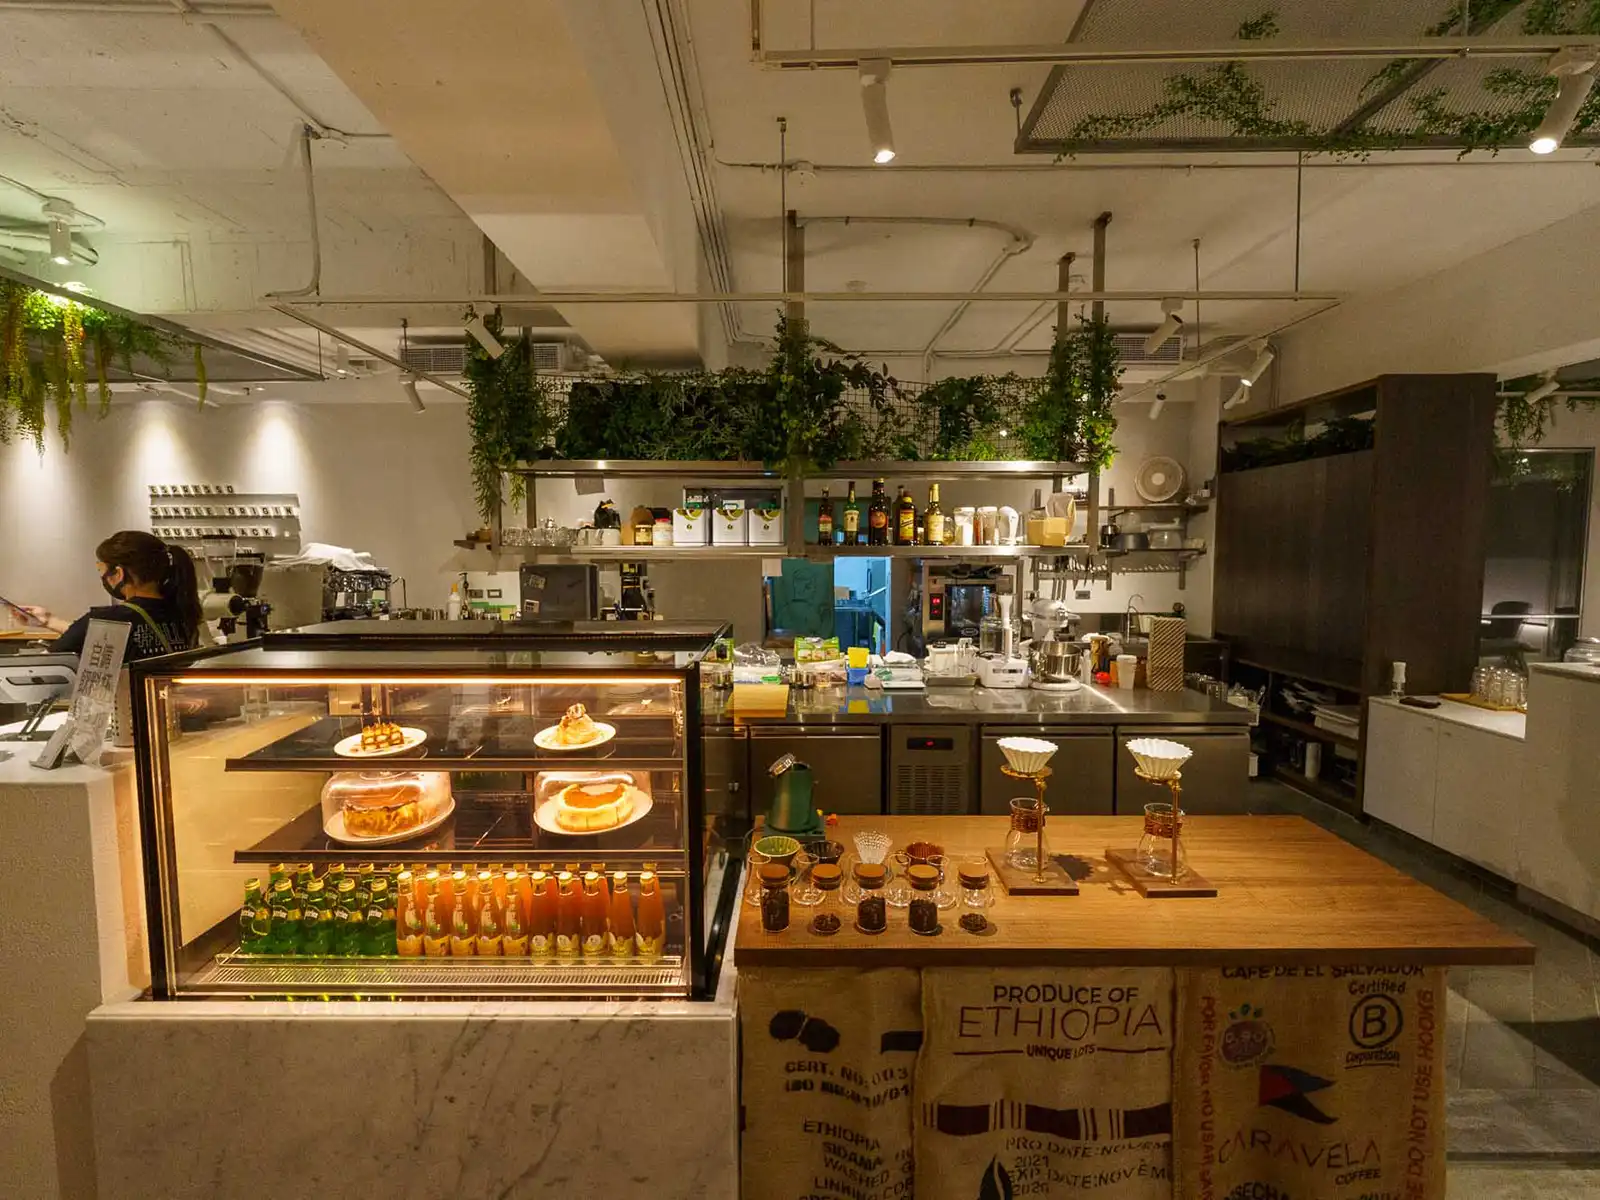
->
1136, 801, 1187, 880
1471, 665, 1489, 700
886, 852, 915, 909
742, 847, 773, 907
957, 859, 994, 933
808, 863, 844, 935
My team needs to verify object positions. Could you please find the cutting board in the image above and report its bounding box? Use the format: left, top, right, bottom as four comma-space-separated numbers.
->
731, 683, 790, 716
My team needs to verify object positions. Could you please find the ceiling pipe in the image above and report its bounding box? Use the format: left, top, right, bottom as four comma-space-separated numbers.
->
721, 156, 1597, 173
263, 124, 321, 300
0, 0, 275, 11
1117, 300, 1342, 404
281, 288, 1341, 306
755, 35, 1600, 70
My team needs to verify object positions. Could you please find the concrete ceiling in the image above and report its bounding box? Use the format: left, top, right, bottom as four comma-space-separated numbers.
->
4, 0, 1600, 384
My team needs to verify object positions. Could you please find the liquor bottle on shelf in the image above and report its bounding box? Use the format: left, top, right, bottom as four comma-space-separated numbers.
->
501, 871, 530, 956
580, 871, 610, 957
422, 879, 450, 958
529, 870, 557, 961
555, 871, 582, 959
301, 878, 334, 957
896, 487, 917, 545
475, 888, 502, 957
366, 877, 396, 955
925, 483, 945, 546
636, 870, 665, 960
239, 878, 268, 953
817, 487, 834, 546
267, 878, 301, 954
868, 479, 889, 545
842, 480, 861, 545
609, 871, 635, 958
450, 897, 476, 957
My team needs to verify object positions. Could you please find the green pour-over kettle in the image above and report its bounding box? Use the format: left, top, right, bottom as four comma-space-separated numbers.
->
764, 752, 826, 837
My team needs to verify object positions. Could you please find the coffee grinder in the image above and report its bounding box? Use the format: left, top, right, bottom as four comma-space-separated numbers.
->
614, 560, 655, 621
200, 542, 271, 642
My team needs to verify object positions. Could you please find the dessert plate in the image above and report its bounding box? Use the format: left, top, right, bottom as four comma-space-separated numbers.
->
333, 727, 428, 758
323, 798, 455, 846
533, 788, 653, 835
533, 722, 616, 752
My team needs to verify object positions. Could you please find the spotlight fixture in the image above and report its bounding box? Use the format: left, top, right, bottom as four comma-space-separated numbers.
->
1143, 300, 1184, 356
1239, 341, 1274, 388
1149, 392, 1167, 421
402, 376, 426, 413
42, 198, 77, 265
1525, 373, 1561, 403
1530, 49, 1600, 154
1223, 383, 1249, 410
334, 343, 350, 376
859, 59, 896, 165
465, 313, 505, 358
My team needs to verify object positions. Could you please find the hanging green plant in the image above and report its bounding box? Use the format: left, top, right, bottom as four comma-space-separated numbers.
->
1017, 312, 1122, 471
463, 307, 554, 523
1, 280, 190, 450
1498, 374, 1600, 471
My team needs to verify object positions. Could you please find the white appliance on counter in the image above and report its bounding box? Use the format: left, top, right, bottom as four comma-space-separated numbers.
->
976, 654, 1029, 689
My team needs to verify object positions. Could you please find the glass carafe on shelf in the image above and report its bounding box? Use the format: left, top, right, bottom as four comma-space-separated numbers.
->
1004, 796, 1050, 869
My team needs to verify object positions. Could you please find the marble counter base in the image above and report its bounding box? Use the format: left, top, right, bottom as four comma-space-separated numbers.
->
88, 985, 738, 1200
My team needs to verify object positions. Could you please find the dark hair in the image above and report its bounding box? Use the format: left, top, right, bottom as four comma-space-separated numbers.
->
96, 530, 202, 643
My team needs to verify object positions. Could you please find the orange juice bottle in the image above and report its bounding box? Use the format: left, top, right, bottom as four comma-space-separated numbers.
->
453, 870, 473, 928
417, 869, 436, 917
422, 879, 450, 958
515, 868, 534, 931
528, 870, 555, 960
608, 871, 635, 958
636, 870, 665, 960
439, 866, 457, 920
450, 894, 476, 957
475, 885, 502, 956
398, 879, 424, 958
554, 871, 582, 959
580, 872, 610, 957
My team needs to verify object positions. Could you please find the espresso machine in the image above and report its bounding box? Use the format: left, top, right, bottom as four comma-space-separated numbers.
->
921, 562, 1016, 640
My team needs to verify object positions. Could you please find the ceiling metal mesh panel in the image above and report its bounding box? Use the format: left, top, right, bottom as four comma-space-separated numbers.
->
1018, 0, 1597, 154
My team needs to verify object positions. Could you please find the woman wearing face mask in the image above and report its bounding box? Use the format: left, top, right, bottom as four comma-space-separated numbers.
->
22, 531, 203, 662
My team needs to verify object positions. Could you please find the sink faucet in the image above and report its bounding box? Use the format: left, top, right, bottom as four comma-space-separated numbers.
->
1124, 594, 1146, 641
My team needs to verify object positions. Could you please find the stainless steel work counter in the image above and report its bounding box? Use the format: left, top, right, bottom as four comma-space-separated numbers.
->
700, 682, 1249, 727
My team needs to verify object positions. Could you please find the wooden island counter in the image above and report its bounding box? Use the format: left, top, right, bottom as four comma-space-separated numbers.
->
735, 815, 1529, 1200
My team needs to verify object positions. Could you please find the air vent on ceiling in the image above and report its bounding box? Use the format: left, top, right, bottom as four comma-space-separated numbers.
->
530, 341, 563, 372
401, 343, 466, 376
1115, 332, 1185, 366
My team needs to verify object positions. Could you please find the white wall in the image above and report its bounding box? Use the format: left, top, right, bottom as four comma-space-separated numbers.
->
0, 387, 479, 622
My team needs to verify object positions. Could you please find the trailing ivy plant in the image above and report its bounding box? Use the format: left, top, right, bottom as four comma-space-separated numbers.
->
1497, 374, 1600, 476
2, 279, 186, 451
463, 307, 554, 524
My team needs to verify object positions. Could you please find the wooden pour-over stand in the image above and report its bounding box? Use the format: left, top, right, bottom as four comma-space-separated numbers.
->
1105, 767, 1219, 898
985, 764, 1079, 896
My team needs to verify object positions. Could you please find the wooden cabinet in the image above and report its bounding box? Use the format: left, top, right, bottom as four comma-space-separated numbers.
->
1363, 700, 1438, 841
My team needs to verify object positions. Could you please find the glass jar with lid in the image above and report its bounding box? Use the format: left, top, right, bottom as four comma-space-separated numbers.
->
853, 863, 888, 934
758, 864, 791, 932
808, 863, 843, 935
906, 864, 940, 936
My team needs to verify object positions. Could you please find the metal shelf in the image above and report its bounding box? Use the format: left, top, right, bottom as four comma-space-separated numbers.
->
194, 951, 687, 997
509, 543, 1098, 562
510, 459, 1087, 480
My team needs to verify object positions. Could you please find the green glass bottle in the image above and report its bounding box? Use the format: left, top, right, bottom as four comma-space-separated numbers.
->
239, 878, 268, 953
297, 879, 332, 956
332, 877, 363, 957
363, 878, 396, 955
267, 878, 302, 954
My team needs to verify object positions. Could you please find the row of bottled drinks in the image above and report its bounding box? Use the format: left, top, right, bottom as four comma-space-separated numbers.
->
238, 861, 670, 960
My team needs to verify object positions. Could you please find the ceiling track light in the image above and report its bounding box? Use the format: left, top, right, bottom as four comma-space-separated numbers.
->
1143, 299, 1185, 356
42, 198, 79, 266
402, 376, 426, 413
1223, 383, 1249, 410
1525, 374, 1561, 403
859, 59, 896, 165
1239, 341, 1275, 388
334, 343, 350, 376
1530, 49, 1600, 154
1149, 395, 1166, 421
465, 313, 505, 359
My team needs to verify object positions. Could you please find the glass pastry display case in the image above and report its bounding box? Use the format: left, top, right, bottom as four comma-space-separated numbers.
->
129, 620, 739, 1000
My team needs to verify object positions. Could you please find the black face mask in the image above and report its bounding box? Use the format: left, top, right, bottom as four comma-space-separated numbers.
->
100, 568, 127, 601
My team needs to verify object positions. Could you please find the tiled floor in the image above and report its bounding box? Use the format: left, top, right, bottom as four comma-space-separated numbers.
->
1249, 781, 1600, 1197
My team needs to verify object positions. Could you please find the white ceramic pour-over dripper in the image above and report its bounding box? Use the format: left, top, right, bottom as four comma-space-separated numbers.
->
1127, 737, 1193, 779
997, 736, 1057, 775
853, 829, 891, 865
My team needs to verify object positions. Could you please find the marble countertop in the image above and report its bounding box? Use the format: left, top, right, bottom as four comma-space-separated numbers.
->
1369, 695, 1526, 741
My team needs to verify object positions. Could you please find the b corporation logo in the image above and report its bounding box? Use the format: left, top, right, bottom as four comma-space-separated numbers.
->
1344, 993, 1404, 1068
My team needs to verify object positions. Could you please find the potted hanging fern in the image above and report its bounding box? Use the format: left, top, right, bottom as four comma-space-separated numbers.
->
463, 307, 553, 525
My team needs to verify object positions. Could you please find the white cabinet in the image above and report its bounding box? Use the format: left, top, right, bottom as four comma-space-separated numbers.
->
1362, 701, 1438, 841
1433, 724, 1523, 878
